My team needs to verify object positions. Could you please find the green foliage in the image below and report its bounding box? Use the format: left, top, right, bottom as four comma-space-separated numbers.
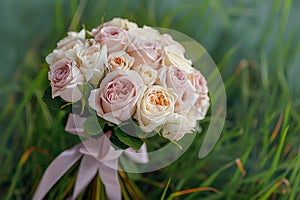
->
83, 116, 103, 136
42, 86, 73, 113
1, 0, 300, 199
114, 121, 144, 151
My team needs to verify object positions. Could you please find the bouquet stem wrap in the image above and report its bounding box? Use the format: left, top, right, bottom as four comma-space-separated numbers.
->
33, 114, 149, 200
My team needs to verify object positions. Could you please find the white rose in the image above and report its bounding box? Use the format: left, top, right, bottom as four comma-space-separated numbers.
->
162, 45, 193, 73
48, 58, 84, 102
133, 65, 157, 86
77, 40, 107, 86
107, 51, 135, 71
46, 29, 86, 65
128, 26, 162, 41
161, 33, 186, 53
103, 18, 138, 30
162, 113, 194, 141
135, 85, 176, 133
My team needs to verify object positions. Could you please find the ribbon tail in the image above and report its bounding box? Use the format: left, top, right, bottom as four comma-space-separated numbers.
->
33, 144, 83, 200
98, 160, 121, 200
65, 114, 86, 137
72, 155, 99, 199
124, 143, 149, 163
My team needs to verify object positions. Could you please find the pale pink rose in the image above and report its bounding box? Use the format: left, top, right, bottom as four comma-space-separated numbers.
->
161, 34, 185, 53
88, 70, 146, 125
188, 69, 210, 120
135, 85, 176, 133
189, 69, 209, 95
127, 37, 162, 69
92, 26, 131, 54
46, 29, 85, 65
192, 95, 210, 120
157, 66, 198, 114
48, 58, 84, 102
107, 51, 135, 71
103, 18, 138, 30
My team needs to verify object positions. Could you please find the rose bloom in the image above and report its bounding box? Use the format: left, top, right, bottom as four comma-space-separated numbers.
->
134, 65, 157, 86
188, 69, 210, 120
88, 70, 145, 125
161, 34, 186, 53
48, 58, 84, 102
127, 37, 162, 69
135, 85, 176, 133
77, 40, 107, 86
107, 51, 135, 71
92, 26, 131, 54
128, 26, 162, 42
157, 66, 198, 114
162, 45, 193, 73
46, 29, 85, 65
162, 113, 194, 141
103, 18, 138, 30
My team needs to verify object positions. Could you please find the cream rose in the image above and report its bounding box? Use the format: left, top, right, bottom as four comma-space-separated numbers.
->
189, 69, 210, 120
92, 26, 131, 54
134, 65, 157, 86
103, 18, 138, 30
46, 29, 85, 65
77, 40, 107, 86
88, 70, 145, 125
48, 58, 84, 102
162, 45, 193, 73
157, 66, 198, 114
161, 33, 185, 53
107, 51, 135, 71
127, 37, 162, 69
135, 85, 176, 133
128, 26, 162, 41
162, 113, 194, 141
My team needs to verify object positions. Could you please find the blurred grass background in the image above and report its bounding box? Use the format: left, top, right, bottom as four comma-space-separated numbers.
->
1, 0, 300, 199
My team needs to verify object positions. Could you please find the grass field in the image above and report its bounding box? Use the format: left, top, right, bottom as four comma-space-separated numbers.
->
1, 0, 300, 199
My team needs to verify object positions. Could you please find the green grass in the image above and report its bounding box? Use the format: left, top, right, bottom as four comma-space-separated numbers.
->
1, 0, 300, 199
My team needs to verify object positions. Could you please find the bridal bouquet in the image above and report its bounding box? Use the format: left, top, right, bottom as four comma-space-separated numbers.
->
35, 18, 210, 200
45, 17, 210, 145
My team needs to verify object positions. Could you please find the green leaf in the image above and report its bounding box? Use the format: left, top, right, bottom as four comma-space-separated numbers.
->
114, 123, 143, 151
109, 132, 129, 150
42, 86, 73, 112
42, 85, 88, 115
79, 82, 94, 100
83, 116, 103, 136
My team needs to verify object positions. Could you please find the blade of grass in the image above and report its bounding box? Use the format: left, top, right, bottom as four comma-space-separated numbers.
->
68, 0, 88, 31
55, 0, 64, 33
160, 178, 171, 200
5, 147, 52, 200
263, 126, 289, 186
167, 187, 221, 200
2, 68, 48, 145
260, 178, 289, 200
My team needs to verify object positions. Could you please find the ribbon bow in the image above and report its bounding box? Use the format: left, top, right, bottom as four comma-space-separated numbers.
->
33, 114, 149, 200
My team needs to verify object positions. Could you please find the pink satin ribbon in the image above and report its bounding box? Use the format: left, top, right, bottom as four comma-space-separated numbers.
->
33, 114, 148, 200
